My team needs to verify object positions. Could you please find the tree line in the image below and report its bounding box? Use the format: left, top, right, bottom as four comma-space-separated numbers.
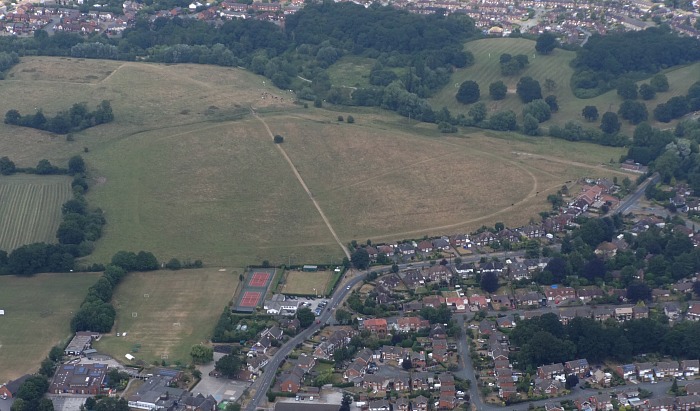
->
4, 101, 114, 135
572, 26, 700, 97
0, 155, 108, 276
511, 312, 700, 372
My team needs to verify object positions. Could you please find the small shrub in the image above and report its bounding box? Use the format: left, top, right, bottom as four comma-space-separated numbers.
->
337, 115, 344, 122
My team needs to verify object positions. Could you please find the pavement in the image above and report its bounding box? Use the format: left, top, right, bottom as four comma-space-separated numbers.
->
0, 398, 13, 411
194, 353, 251, 403
48, 395, 88, 411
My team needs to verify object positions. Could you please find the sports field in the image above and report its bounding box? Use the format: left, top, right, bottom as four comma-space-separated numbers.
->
0, 175, 72, 252
94, 268, 238, 365
281, 270, 333, 296
430, 38, 700, 131
0, 272, 100, 383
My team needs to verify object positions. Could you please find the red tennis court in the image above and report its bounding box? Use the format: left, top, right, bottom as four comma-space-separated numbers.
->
239, 291, 262, 307
249, 272, 271, 287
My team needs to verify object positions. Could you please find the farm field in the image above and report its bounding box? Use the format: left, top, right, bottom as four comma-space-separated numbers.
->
0, 56, 631, 268
430, 38, 700, 131
94, 268, 238, 365
0, 175, 72, 252
281, 270, 333, 296
0, 272, 100, 383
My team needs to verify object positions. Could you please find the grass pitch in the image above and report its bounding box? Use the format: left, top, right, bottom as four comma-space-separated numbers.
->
0, 272, 100, 383
94, 268, 238, 365
0, 175, 72, 252
281, 270, 333, 296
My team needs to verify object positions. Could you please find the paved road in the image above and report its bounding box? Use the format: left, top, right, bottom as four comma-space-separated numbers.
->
454, 312, 685, 411
243, 272, 367, 411
615, 173, 659, 215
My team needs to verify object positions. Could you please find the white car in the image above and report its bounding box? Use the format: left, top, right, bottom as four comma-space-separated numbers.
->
346, 286, 351, 290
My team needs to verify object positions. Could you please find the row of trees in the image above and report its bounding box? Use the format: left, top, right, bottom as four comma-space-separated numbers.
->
511, 313, 700, 371
4, 101, 114, 135
572, 26, 700, 97
70, 264, 127, 332
653, 81, 700, 123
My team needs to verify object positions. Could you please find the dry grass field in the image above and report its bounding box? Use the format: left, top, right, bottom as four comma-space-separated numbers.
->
0, 175, 72, 251
94, 268, 238, 365
264, 111, 628, 241
0, 56, 630, 267
281, 270, 333, 295
0, 272, 100, 383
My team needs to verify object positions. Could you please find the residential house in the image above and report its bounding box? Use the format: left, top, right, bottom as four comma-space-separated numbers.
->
396, 316, 429, 332
545, 403, 565, 411
544, 285, 576, 304
616, 364, 637, 380
368, 400, 391, 411
183, 393, 217, 411
632, 306, 649, 319
469, 294, 488, 311
381, 345, 406, 362
592, 307, 614, 322
445, 297, 468, 313
515, 291, 544, 307
595, 242, 618, 258
261, 326, 284, 341
496, 316, 516, 328
432, 237, 451, 251
478, 319, 496, 336
362, 319, 388, 337
247, 356, 269, 373
687, 303, 700, 321
427, 265, 452, 282
636, 363, 654, 381
450, 234, 470, 248
278, 366, 305, 393
685, 382, 700, 395
682, 359, 700, 376
663, 302, 681, 321
455, 263, 475, 278
412, 373, 434, 391
422, 295, 445, 308
481, 261, 505, 274
296, 354, 315, 372
394, 397, 409, 411
642, 397, 675, 411
365, 246, 379, 260
362, 375, 391, 392
538, 363, 565, 380
614, 307, 634, 322
577, 286, 604, 303
676, 395, 700, 411
0, 375, 30, 399
473, 231, 496, 246
509, 262, 530, 281
413, 396, 429, 411
394, 376, 410, 392
403, 301, 423, 313
491, 294, 513, 310
417, 240, 434, 254
344, 362, 365, 380
397, 243, 415, 256
565, 359, 590, 377
535, 379, 562, 396
653, 361, 678, 379
437, 394, 457, 410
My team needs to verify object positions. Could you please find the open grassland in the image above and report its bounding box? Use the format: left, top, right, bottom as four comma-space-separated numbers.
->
264, 111, 629, 241
0, 175, 72, 252
0, 272, 99, 383
281, 270, 333, 295
85, 118, 340, 267
94, 269, 237, 365
327, 56, 376, 88
0, 57, 630, 268
430, 38, 700, 131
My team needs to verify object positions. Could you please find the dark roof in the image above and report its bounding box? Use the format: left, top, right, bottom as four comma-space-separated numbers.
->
275, 404, 342, 411
6, 375, 31, 394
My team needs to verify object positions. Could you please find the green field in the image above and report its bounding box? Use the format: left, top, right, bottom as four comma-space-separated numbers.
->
0, 272, 99, 383
327, 56, 376, 89
94, 268, 238, 365
281, 270, 333, 296
0, 175, 72, 252
430, 38, 700, 131
0, 56, 630, 268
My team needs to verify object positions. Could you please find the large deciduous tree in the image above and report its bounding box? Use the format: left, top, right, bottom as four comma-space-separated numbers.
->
350, 248, 370, 270
456, 80, 480, 104
535, 31, 558, 54
516, 77, 542, 103
489, 81, 507, 100
600, 111, 621, 134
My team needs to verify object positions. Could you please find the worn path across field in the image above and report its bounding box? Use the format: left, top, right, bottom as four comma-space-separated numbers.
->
251, 109, 350, 259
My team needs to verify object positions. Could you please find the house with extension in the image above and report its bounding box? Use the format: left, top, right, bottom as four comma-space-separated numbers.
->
565, 359, 590, 377
538, 363, 565, 380
362, 318, 388, 337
